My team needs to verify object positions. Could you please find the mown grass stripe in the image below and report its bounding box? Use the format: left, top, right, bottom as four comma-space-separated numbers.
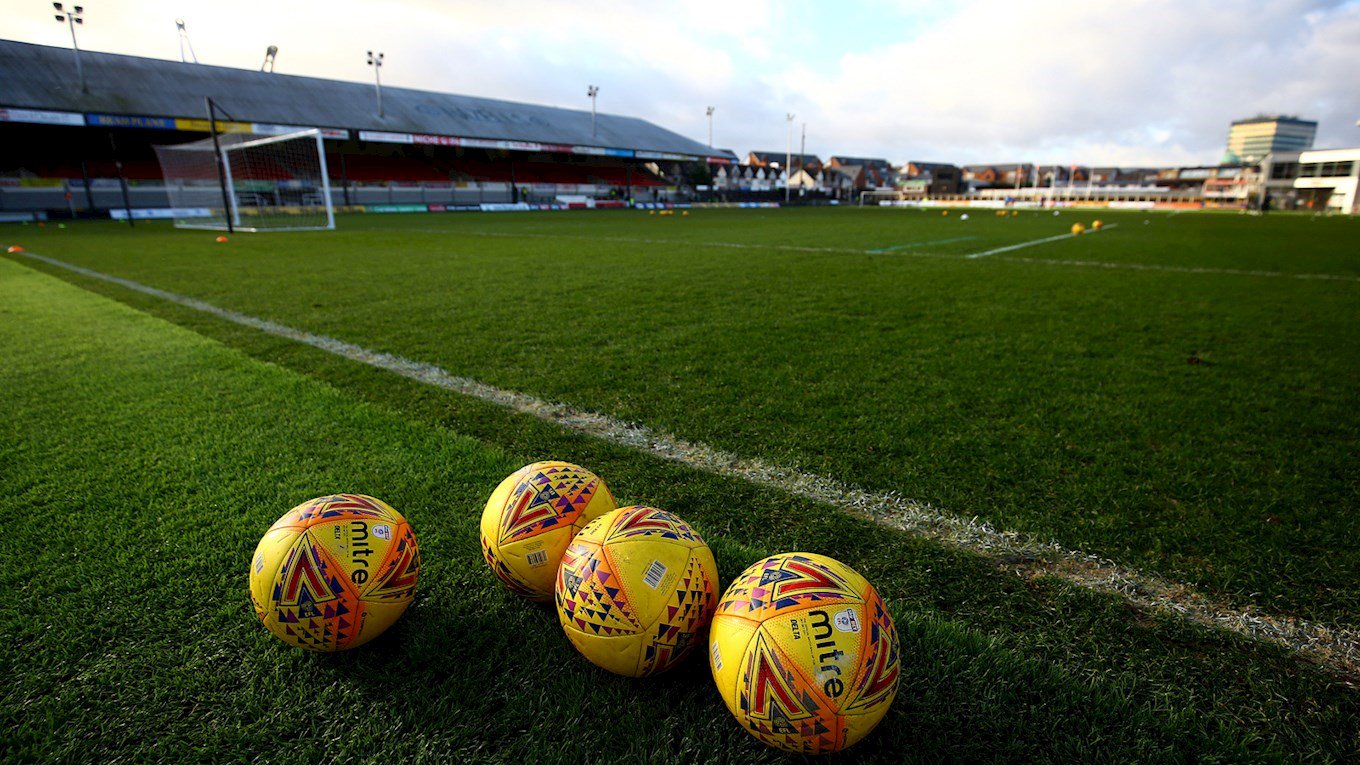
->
16, 249, 1360, 683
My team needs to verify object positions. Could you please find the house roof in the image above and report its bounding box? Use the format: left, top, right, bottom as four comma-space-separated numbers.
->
748, 151, 823, 166
827, 155, 892, 170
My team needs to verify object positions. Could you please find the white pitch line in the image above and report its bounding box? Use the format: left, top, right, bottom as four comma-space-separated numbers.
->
14, 250, 1360, 681
867, 236, 977, 253
965, 224, 1119, 259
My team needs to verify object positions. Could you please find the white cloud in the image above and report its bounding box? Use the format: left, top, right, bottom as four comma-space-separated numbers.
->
777, 0, 1360, 164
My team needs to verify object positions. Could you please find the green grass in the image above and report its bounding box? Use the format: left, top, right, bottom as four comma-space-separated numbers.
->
9, 208, 1359, 627
3, 209, 1359, 761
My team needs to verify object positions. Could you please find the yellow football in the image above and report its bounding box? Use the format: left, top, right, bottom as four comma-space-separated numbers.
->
709, 552, 900, 754
556, 506, 719, 677
1071, 222, 1086, 235
481, 461, 616, 601
249, 494, 420, 651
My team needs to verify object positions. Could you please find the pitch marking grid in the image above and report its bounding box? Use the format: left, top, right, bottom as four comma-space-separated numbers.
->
12, 250, 1360, 683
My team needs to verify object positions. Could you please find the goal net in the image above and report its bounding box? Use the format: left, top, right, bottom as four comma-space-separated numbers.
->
153, 129, 335, 231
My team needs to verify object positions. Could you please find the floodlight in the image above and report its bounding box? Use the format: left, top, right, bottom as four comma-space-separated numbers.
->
53, 1, 86, 91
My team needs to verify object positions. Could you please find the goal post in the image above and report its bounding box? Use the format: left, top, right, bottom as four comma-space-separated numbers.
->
154, 128, 335, 232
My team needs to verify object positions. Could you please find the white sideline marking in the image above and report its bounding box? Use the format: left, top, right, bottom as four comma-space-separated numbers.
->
14, 250, 1360, 681
965, 224, 1119, 258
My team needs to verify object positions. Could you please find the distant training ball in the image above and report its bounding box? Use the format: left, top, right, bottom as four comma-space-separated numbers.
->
6, 246, 23, 253
1091, 219, 1104, 230
481, 461, 617, 601
556, 506, 719, 677
941, 210, 949, 216
249, 494, 420, 651
215, 235, 229, 243
649, 210, 656, 215
1070, 223, 1086, 235
710, 552, 901, 755
1011, 210, 1019, 217
960, 213, 970, 220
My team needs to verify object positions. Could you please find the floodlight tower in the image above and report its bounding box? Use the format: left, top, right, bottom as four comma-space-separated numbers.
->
175, 19, 198, 63
366, 50, 385, 118
52, 3, 86, 93
588, 85, 600, 137
785, 113, 795, 203
706, 106, 715, 148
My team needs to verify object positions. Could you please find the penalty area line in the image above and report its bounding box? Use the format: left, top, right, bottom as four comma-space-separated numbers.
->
867, 236, 978, 253
12, 249, 1360, 683
965, 223, 1119, 259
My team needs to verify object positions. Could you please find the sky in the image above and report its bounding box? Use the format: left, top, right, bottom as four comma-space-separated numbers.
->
4, 0, 1359, 166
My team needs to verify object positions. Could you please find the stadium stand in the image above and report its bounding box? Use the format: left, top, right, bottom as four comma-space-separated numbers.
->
0, 39, 736, 215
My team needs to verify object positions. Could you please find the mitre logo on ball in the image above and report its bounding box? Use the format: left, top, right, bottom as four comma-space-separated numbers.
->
709, 552, 900, 755
249, 494, 420, 652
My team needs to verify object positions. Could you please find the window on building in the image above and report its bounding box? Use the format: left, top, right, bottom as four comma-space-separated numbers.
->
1270, 162, 1298, 180
1299, 163, 1320, 177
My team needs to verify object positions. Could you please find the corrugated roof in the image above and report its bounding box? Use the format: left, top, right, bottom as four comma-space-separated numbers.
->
0, 40, 734, 160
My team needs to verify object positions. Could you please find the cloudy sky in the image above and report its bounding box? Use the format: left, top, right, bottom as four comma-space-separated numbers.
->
4, 0, 1359, 165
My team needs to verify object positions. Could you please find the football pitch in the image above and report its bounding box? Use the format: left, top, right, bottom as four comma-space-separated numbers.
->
3, 207, 1359, 761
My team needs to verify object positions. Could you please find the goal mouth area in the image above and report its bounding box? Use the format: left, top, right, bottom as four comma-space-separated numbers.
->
153, 127, 335, 232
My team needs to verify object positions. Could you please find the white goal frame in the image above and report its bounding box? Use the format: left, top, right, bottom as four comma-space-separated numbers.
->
156, 128, 335, 232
